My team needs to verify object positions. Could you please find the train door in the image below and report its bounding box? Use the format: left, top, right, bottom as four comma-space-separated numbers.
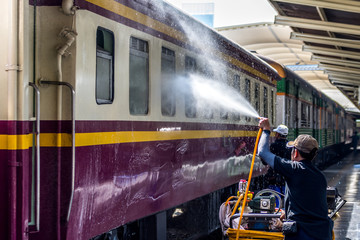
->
27, 3, 77, 240
0, 1, 41, 239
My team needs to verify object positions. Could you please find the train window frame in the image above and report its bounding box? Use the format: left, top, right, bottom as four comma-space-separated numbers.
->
254, 82, 260, 116
300, 102, 311, 128
185, 56, 197, 118
271, 88, 275, 125
245, 78, 251, 122
96, 27, 114, 105
285, 98, 292, 128
233, 74, 241, 121
161, 47, 176, 117
263, 86, 268, 118
202, 64, 215, 120
220, 76, 230, 120
129, 36, 149, 116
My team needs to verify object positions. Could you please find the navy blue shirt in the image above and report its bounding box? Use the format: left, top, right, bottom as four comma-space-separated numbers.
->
258, 130, 333, 240
270, 138, 291, 159
274, 156, 333, 239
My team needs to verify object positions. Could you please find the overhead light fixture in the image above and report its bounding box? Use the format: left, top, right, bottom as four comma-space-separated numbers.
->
320, 63, 360, 74
275, 15, 360, 35
291, 32, 360, 49
332, 83, 356, 90
312, 55, 360, 68
329, 77, 360, 85
303, 45, 360, 60
325, 71, 360, 80
272, 0, 360, 14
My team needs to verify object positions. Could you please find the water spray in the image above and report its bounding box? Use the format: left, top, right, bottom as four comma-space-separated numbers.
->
179, 74, 261, 119
234, 117, 263, 240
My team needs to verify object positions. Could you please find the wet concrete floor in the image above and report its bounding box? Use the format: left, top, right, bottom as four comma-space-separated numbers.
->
323, 150, 360, 240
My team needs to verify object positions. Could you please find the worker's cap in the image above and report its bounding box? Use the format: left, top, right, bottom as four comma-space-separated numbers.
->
286, 134, 319, 153
273, 124, 288, 136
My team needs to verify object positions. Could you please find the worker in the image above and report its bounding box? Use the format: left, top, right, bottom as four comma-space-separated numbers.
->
257, 118, 333, 240
264, 124, 292, 195
270, 124, 291, 159
351, 131, 359, 152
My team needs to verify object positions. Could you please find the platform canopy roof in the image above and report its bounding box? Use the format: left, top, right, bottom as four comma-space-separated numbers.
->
217, 0, 360, 115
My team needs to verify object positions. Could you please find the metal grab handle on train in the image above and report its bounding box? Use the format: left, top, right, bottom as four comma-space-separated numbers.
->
29, 82, 41, 232
38, 80, 76, 222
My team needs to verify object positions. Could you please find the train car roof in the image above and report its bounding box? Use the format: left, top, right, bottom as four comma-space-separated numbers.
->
71, 0, 282, 83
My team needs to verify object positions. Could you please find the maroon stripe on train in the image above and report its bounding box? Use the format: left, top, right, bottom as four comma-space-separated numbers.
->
0, 120, 259, 134
40, 120, 258, 133
0, 120, 71, 135
29, 0, 61, 5
0, 121, 32, 134
75, 120, 259, 133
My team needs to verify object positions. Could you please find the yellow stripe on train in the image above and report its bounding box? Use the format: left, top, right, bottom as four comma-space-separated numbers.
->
86, 0, 187, 42
0, 130, 259, 149
75, 130, 258, 147
0, 134, 33, 150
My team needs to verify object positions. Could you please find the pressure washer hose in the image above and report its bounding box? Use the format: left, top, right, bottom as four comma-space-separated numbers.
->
235, 128, 263, 240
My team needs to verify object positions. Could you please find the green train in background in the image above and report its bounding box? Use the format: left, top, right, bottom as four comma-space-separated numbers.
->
264, 57, 356, 169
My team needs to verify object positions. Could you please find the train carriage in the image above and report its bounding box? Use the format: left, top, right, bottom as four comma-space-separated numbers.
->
2, 0, 357, 239
1, 0, 281, 239
261, 60, 355, 169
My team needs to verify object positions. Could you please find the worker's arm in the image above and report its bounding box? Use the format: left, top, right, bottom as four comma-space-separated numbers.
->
258, 118, 275, 168
258, 130, 275, 168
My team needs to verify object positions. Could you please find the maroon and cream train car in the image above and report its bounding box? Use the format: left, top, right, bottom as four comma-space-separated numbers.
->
0, 0, 280, 239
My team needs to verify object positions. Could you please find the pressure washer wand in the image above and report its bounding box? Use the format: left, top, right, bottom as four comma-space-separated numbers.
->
235, 118, 263, 240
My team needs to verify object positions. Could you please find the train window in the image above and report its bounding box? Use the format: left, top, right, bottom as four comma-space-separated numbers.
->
96, 27, 114, 104
286, 98, 292, 127
161, 47, 176, 116
233, 75, 241, 120
203, 65, 215, 119
129, 37, 149, 115
219, 77, 229, 120
185, 56, 197, 72
202, 64, 214, 78
327, 111, 333, 129
185, 56, 197, 118
263, 86, 268, 118
300, 103, 310, 128
245, 79, 251, 103
254, 83, 260, 115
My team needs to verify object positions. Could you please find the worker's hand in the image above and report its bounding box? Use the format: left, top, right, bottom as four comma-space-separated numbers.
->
258, 117, 271, 131
280, 210, 286, 221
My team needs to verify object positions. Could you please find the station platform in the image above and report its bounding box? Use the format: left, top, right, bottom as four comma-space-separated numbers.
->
323, 149, 360, 240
